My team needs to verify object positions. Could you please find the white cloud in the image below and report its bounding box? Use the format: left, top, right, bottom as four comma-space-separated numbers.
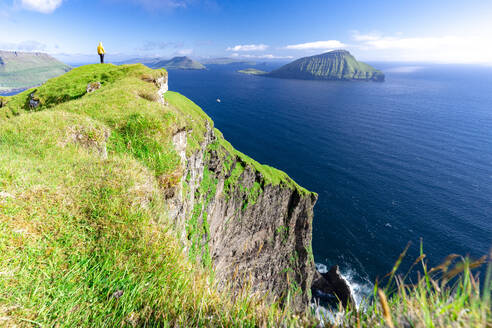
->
285, 40, 346, 50
351, 32, 492, 63
20, 0, 63, 13
175, 48, 193, 55
231, 53, 293, 59
226, 44, 268, 52
108, 0, 204, 12
0, 40, 47, 52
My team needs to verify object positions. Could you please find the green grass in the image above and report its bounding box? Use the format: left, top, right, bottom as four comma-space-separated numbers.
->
0, 63, 316, 327
212, 129, 313, 196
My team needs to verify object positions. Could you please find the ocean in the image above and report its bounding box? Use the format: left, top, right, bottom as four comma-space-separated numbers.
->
167, 62, 492, 300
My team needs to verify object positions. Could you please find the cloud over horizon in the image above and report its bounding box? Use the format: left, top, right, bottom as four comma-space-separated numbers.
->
226, 44, 269, 52
0, 40, 48, 52
285, 40, 346, 50
351, 31, 492, 63
20, 0, 63, 13
231, 53, 293, 59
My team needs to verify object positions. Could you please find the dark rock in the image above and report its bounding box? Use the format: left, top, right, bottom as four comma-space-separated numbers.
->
86, 81, 101, 93
0, 96, 6, 108
312, 265, 355, 309
29, 92, 40, 109
112, 290, 124, 299
312, 269, 334, 294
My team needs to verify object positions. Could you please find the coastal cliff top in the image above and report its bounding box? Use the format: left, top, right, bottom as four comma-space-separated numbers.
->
0, 63, 311, 194
0, 63, 316, 326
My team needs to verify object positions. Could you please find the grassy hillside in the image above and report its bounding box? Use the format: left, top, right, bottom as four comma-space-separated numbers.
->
0, 64, 312, 327
268, 50, 384, 81
0, 51, 71, 91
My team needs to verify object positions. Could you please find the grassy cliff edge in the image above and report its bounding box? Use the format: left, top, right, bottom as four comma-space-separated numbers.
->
0, 64, 315, 327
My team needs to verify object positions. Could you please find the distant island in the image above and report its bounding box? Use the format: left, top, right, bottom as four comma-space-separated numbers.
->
267, 50, 384, 82
200, 58, 257, 65
238, 68, 268, 75
0, 50, 71, 92
151, 56, 206, 70
120, 56, 206, 70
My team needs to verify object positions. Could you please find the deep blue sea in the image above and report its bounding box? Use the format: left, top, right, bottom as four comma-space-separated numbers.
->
168, 62, 492, 299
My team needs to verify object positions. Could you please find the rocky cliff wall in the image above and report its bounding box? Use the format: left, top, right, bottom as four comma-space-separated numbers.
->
161, 81, 318, 309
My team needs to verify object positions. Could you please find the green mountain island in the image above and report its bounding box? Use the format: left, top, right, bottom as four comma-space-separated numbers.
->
151, 56, 206, 70
121, 56, 206, 70
267, 50, 385, 82
0, 50, 71, 92
238, 68, 268, 75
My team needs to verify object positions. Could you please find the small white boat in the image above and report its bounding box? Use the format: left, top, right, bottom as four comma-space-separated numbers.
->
216, 98, 221, 103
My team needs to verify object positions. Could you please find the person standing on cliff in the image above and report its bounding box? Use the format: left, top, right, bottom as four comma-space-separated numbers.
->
97, 42, 105, 64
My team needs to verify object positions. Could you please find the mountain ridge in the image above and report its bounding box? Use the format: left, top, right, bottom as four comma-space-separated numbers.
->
0, 50, 71, 92
119, 56, 206, 70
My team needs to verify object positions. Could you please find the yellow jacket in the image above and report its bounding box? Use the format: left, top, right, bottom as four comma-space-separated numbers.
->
97, 42, 105, 55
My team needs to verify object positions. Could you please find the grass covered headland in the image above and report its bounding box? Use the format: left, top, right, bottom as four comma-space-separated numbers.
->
0, 64, 312, 327
0, 64, 490, 327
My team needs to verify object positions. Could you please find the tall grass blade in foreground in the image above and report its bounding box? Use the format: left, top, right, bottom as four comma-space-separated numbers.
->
328, 244, 491, 327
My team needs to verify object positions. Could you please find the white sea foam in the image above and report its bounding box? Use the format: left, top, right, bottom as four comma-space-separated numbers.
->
312, 263, 374, 325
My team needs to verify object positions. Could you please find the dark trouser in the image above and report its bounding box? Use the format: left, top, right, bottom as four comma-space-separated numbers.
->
99, 54, 104, 64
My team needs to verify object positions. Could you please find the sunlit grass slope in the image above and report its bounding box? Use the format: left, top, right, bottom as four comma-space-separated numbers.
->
0, 64, 313, 327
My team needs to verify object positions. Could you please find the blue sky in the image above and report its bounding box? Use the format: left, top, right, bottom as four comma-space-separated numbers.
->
1, 0, 492, 63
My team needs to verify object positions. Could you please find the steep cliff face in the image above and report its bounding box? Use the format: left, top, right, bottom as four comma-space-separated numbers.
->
166, 113, 318, 309
146, 70, 318, 309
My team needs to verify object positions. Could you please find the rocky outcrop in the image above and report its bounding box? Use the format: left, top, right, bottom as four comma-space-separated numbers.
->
156, 75, 168, 105
86, 82, 101, 93
167, 121, 317, 311
29, 92, 40, 109
312, 265, 355, 309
